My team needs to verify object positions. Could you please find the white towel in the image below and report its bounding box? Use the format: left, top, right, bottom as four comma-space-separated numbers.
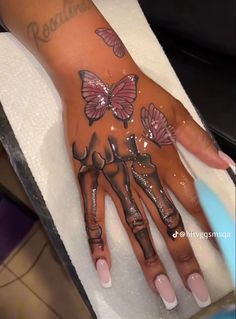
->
0, 1, 234, 318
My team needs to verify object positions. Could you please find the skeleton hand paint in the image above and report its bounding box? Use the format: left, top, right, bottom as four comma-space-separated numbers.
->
2, 0, 229, 311
63, 68, 225, 310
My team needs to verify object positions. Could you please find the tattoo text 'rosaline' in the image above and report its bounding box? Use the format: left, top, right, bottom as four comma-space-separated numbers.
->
27, 0, 91, 50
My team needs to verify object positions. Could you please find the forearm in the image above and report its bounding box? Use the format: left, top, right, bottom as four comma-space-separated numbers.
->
0, 0, 139, 96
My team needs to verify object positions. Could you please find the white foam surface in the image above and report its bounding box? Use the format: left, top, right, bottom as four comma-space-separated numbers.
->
0, 1, 234, 318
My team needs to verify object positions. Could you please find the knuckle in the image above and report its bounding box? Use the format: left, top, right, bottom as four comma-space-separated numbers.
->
173, 98, 188, 117
190, 193, 202, 214
199, 130, 213, 150
126, 211, 146, 233
173, 100, 193, 126
174, 98, 184, 109
164, 210, 182, 229
176, 251, 195, 264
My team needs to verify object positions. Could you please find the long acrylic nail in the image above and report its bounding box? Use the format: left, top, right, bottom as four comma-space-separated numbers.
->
187, 273, 211, 308
154, 274, 178, 310
218, 151, 235, 174
96, 259, 112, 288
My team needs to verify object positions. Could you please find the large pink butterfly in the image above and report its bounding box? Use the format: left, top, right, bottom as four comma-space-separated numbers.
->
79, 70, 138, 127
95, 28, 126, 58
141, 103, 176, 147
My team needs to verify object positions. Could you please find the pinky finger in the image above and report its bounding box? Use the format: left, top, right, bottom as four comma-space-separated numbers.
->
79, 168, 112, 288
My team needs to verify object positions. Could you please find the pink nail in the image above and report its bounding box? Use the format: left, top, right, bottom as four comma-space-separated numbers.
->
96, 259, 112, 288
154, 274, 178, 310
187, 273, 211, 308
218, 151, 235, 174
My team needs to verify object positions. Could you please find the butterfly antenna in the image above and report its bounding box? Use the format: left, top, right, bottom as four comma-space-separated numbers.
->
79, 70, 85, 80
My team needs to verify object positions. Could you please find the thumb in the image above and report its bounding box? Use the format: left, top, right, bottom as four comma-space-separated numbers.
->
173, 101, 231, 169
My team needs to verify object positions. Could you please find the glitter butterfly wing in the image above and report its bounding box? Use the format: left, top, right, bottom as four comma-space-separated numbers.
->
113, 38, 126, 58
111, 74, 138, 127
95, 28, 125, 58
141, 103, 175, 146
79, 70, 109, 125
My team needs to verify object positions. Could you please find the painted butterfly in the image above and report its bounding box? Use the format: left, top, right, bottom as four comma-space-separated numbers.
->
141, 103, 176, 147
95, 28, 126, 58
79, 70, 138, 127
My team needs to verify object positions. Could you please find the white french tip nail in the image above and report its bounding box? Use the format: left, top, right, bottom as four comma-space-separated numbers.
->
192, 293, 211, 308
229, 163, 236, 175
218, 151, 235, 174
161, 296, 178, 310
154, 274, 178, 310
187, 273, 211, 309
96, 259, 112, 289
101, 278, 112, 289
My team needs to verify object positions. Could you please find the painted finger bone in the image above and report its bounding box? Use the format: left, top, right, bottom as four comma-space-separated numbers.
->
103, 161, 157, 261
131, 153, 184, 239
78, 165, 104, 252
72, 141, 88, 162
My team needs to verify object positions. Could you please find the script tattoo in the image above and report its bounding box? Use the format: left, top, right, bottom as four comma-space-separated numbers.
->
27, 0, 91, 50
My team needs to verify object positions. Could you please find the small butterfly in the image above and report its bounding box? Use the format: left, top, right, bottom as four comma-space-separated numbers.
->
95, 28, 126, 58
79, 70, 138, 128
141, 103, 176, 147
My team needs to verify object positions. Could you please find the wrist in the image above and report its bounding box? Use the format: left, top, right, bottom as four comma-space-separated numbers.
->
28, 9, 140, 99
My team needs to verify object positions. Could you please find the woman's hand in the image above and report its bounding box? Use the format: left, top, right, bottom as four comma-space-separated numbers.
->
62, 66, 228, 309
0, 0, 230, 311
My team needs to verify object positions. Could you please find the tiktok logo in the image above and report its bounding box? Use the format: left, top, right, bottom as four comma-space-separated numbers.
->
172, 231, 178, 239
172, 231, 186, 239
